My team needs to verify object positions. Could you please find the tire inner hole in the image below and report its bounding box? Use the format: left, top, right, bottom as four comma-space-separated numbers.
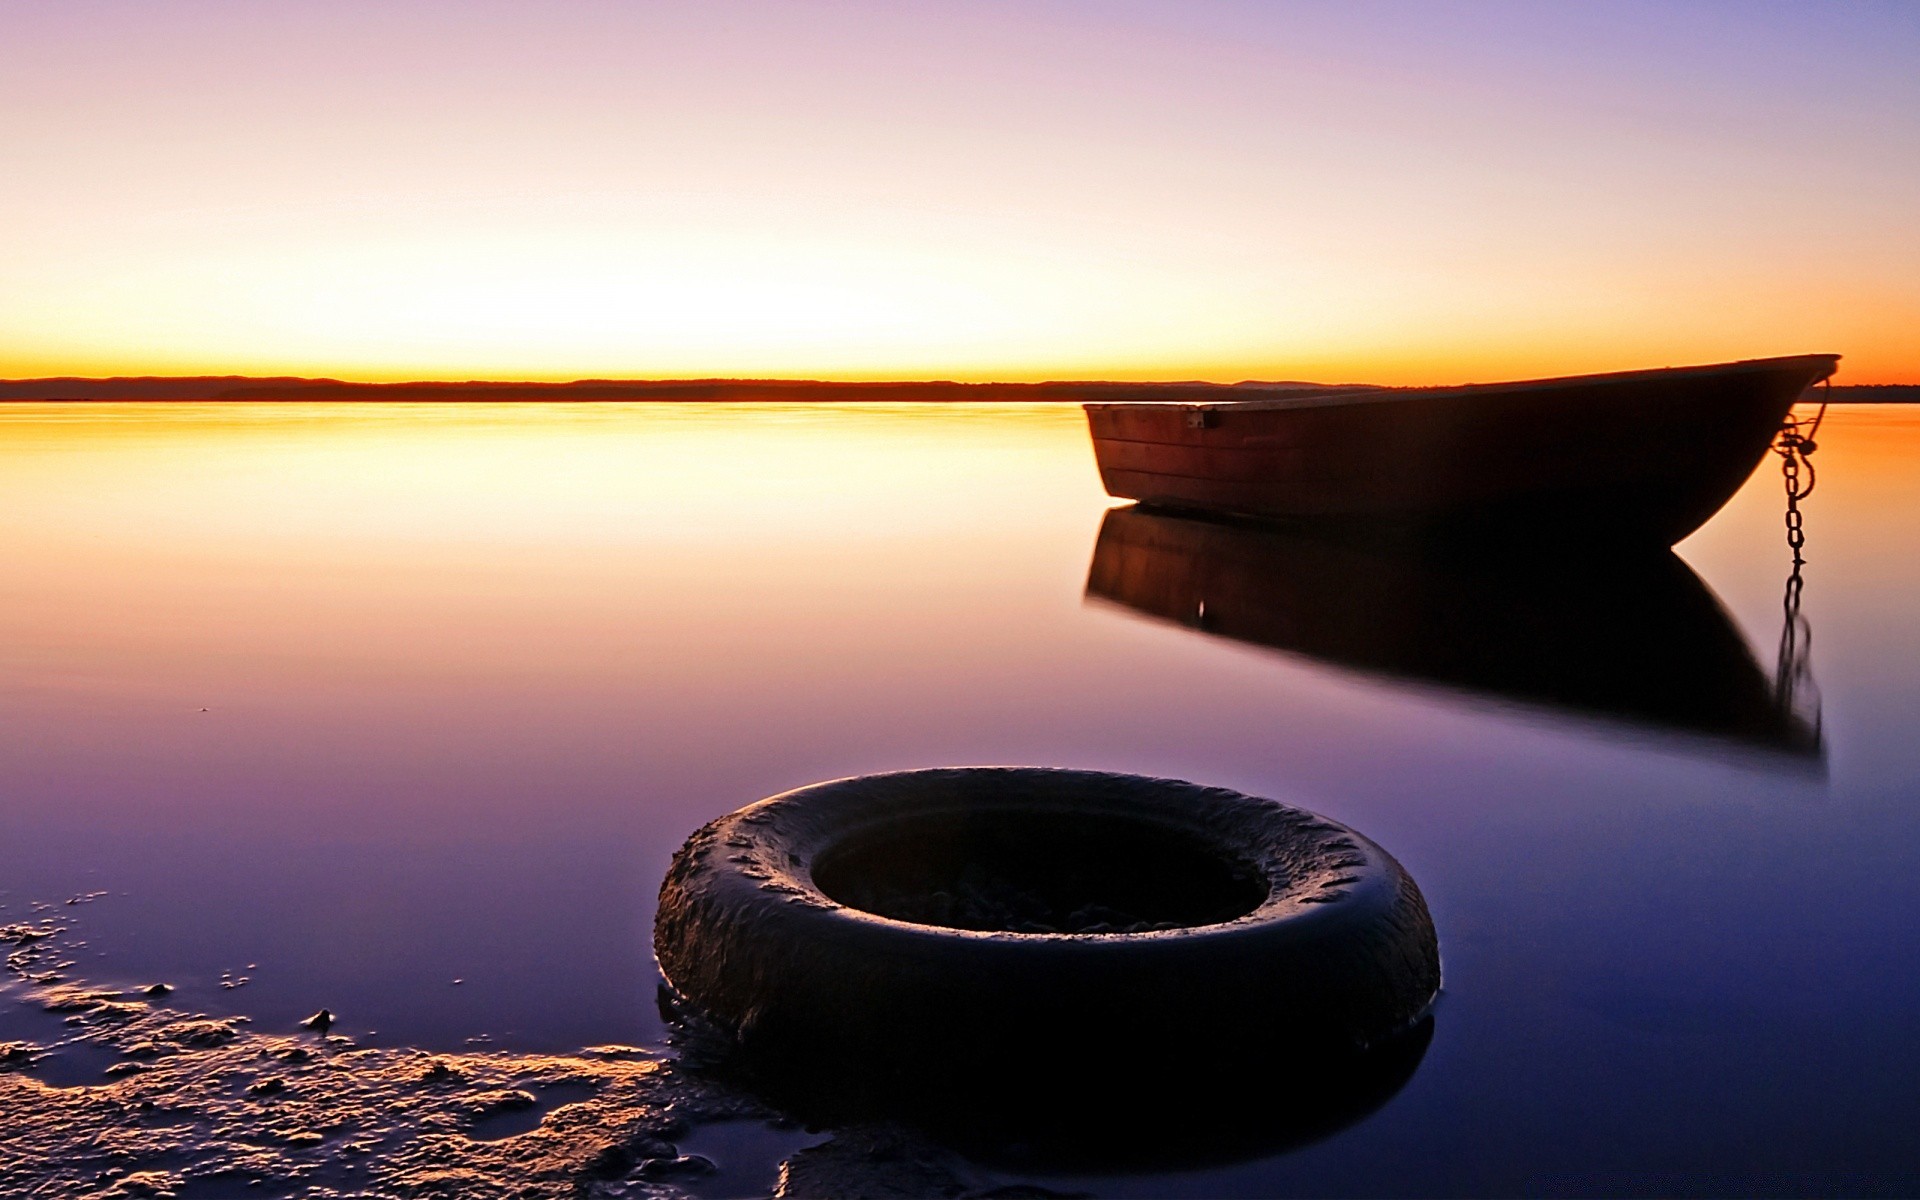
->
811, 810, 1267, 933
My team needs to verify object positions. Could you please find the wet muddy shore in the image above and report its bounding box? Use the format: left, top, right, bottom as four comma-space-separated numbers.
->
2, 913, 1086, 1199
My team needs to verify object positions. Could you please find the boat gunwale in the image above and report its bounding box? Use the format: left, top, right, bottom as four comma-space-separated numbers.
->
1081, 354, 1841, 416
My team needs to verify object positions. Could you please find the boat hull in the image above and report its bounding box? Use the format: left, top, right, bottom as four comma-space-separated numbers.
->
1084, 355, 1839, 546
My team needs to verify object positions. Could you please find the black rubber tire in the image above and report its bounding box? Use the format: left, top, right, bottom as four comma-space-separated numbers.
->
654, 767, 1440, 1085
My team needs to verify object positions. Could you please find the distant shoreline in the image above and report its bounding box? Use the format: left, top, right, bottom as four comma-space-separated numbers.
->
0, 377, 1375, 404
1813, 385, 1920, 403
1, 377, 1913, 404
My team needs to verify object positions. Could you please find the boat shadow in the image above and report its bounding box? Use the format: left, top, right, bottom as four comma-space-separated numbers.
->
1085, 504, 1823, 765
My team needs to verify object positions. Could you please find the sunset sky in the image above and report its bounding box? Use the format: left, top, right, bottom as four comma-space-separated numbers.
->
4, 0, 1916, 384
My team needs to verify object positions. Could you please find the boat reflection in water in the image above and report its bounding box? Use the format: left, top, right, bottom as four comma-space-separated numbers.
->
1086, 505, 1822, 761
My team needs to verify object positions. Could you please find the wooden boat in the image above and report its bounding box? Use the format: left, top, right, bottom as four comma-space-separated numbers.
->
1085, 506, 1822, 760
1084, 354, 1839, 546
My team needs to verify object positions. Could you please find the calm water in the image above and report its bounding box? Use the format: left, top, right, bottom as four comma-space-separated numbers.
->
3, 402, 1917, 1195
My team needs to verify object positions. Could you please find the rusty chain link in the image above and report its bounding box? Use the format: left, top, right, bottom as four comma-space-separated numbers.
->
1771, 378, 1829, 732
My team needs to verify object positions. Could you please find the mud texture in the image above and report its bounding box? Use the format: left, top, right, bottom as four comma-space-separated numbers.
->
2, 916, 1083, 1200
2, 919, 752, 1199
2, 937, 736, 1198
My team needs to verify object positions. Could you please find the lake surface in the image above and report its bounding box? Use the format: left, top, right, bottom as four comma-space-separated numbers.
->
3, 401, 1917, 1196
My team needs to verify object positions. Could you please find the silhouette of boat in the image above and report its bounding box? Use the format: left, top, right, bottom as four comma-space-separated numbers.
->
1085, 505, 1822, 759
1084, 354, 1839, 546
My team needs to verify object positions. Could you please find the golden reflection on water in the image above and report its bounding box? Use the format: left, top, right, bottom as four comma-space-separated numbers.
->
0, 402, 1099, 834
0, 400, 1091, 552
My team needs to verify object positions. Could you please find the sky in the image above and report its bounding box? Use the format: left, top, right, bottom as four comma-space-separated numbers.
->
3, 0, 1916, 384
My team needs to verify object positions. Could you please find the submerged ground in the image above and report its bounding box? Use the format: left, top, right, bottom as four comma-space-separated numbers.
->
2, 402, 1917, 1196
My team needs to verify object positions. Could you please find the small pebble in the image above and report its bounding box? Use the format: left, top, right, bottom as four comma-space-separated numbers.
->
636, 1155, 717, 1181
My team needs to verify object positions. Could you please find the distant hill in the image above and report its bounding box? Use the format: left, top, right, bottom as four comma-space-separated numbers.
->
0, 376, 1375, 403
0, 376, 1908, 403
0, 376, 341, 400
1819, 384, 1920, 403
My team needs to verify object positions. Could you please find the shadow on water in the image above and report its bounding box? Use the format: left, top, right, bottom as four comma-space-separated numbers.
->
918, 1017, 1435, 1175
662, 982, 1433, 1176
1085, 505, 1822, 764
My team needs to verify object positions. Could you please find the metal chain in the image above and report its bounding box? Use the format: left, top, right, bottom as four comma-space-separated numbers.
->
1772, 378, 1829, 730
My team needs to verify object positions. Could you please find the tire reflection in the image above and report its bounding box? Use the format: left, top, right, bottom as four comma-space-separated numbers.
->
663, 982, 1434, 1174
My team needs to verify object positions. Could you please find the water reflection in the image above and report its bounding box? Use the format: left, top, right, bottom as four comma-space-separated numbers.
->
1086, 505, 1821, 761
6, 402, 1916, 1195
666, 988, 1433, 1175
